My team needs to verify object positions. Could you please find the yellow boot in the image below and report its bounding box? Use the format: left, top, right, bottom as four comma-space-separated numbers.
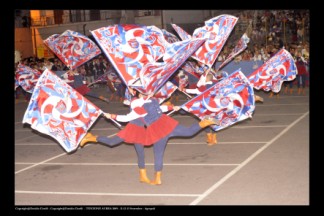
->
269, 92, 274, 98
289, 88, 294, 95
199, 117, 220, 128
206, 133, 213, 144
255, 95, 264, 102
297, 88, 302, 95
162, 101, 174, 107
139, 169, 151, 184
208, 133, 217, 146
150, 171, 162, 185
79, 132, 97, 148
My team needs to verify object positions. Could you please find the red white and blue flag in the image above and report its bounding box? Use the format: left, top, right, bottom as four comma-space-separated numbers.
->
181, 70, 255, 131
138, 38, 206, 95
248, 48, 297, 93
191, 15, 238, 67
217, 33, 250, 70
44, 30, 101, 70
91, 25, 167, 86
15, 64, 42, 93
22, 69, 103, 153
173, 15, 238, 68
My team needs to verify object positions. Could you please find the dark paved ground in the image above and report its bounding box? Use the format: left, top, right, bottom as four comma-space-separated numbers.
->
15, 86, 309, 206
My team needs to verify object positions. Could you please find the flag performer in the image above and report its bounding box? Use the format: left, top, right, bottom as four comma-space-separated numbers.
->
79, 88, 220, 185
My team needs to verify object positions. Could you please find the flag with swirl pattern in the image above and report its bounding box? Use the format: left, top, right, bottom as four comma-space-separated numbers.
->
181, 69, 255, 131
91, 24, 167, 86
172, 15, 238, 67
44, 30, 101, 70
191, 15, 238, 67
217, 33, 250, 70
247, 48, 297, 93
15, 64, 42, 93
138, 38, 206, 95
22, 69, 103, 153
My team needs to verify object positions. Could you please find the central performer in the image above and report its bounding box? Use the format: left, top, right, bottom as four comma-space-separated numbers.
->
79, 88, 219, 185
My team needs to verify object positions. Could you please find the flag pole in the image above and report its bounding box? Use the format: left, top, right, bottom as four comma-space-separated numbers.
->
167, 109, 176, 116
178, 89, 192, 98
87, 80, 99, 87
109, 118, 122, 128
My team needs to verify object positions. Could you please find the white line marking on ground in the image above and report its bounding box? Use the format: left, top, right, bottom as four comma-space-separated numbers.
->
15, 134, 38, 142
15, 190, 199, 197
15, 153, 67, 174
15, 162, 239, 166
15, 133, 117, 174
189, 111, 309, 205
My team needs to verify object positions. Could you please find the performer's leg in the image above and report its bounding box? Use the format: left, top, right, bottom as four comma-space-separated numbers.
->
301, 75, 306, 95
134, 144, 145, 169
151, 137, 168, 185
152, 137, 168, 172
169, 118, 216, 138
205, 127, 217, 146
80, 133, 123, 148
169, 124, 201, 137
134, 144, 151, 184
97, 136, 123, 147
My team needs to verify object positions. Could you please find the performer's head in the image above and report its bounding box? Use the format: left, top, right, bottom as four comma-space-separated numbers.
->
206, 73, 214, 82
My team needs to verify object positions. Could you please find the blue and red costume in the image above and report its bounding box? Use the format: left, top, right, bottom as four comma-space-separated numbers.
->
96, 97, 203, 171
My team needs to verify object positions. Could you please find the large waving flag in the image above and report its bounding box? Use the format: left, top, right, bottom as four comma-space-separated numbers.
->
171, 23, 192, 41
91, 24, 168, 86
181, 70, 255, 131
44, 30, 101, 70
247, 48, 297, 93
191, 15, 238, 67
15, 64, 42, 93
22, 69, 103, 153
217, 33, 250, 70
138, 38, 206, 95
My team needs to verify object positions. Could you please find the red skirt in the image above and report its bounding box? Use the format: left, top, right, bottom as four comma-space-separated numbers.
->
117, 114, 178, 146
76, 84, 91, 95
